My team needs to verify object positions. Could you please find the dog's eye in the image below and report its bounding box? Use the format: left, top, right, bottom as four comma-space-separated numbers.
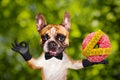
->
56, 34, 66, 42
41, 34, 49, 41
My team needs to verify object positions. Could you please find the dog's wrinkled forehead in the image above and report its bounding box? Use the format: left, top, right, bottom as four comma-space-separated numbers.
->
40, 24, 69, 36
47, 27, 56, 36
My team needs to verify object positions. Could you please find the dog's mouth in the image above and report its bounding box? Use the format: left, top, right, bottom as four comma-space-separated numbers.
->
48, 46, 59, 56
49, 50, 57, 55
48, 46, 65, 56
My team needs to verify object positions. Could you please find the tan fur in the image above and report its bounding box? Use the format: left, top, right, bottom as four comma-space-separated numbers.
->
40, 24, 69, 46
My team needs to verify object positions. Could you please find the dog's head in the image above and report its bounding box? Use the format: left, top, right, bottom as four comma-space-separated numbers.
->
36, 12, 70, 56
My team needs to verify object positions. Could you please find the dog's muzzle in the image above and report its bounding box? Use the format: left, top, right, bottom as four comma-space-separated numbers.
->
48, 41, 57, 51
47, 41, 58, 55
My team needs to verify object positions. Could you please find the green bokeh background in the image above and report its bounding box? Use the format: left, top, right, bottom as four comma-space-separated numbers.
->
0, 0, 120, 80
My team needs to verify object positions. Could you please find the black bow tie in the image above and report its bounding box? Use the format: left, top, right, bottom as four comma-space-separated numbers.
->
45, 52, 63, 60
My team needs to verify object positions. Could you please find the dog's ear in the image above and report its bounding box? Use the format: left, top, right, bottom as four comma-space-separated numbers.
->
36, 13, 47, 32
62, 12, 70, 31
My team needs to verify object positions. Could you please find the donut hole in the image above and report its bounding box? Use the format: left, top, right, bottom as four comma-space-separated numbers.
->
94, 44, 99, 48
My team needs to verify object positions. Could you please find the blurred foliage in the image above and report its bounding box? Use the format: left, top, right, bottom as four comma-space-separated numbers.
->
0, 0, 120, 80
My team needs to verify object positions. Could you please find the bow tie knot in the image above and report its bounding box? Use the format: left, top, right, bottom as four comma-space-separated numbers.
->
45, 52, 63, 60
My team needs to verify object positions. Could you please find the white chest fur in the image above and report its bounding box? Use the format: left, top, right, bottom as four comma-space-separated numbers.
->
39, 53, 70, 80
31, 53, 83, 80
43, 58, 67, 80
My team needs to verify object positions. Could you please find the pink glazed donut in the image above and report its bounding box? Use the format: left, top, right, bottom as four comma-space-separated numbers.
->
82, 32, 111, 62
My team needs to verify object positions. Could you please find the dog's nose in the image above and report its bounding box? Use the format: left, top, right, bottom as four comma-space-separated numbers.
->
48, 41, 57, 48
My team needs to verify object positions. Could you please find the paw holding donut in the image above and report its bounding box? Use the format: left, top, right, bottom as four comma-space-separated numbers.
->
82, 30, 111, 62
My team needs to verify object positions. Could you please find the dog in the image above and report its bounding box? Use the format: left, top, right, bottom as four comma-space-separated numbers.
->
12, 12, 107, 80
